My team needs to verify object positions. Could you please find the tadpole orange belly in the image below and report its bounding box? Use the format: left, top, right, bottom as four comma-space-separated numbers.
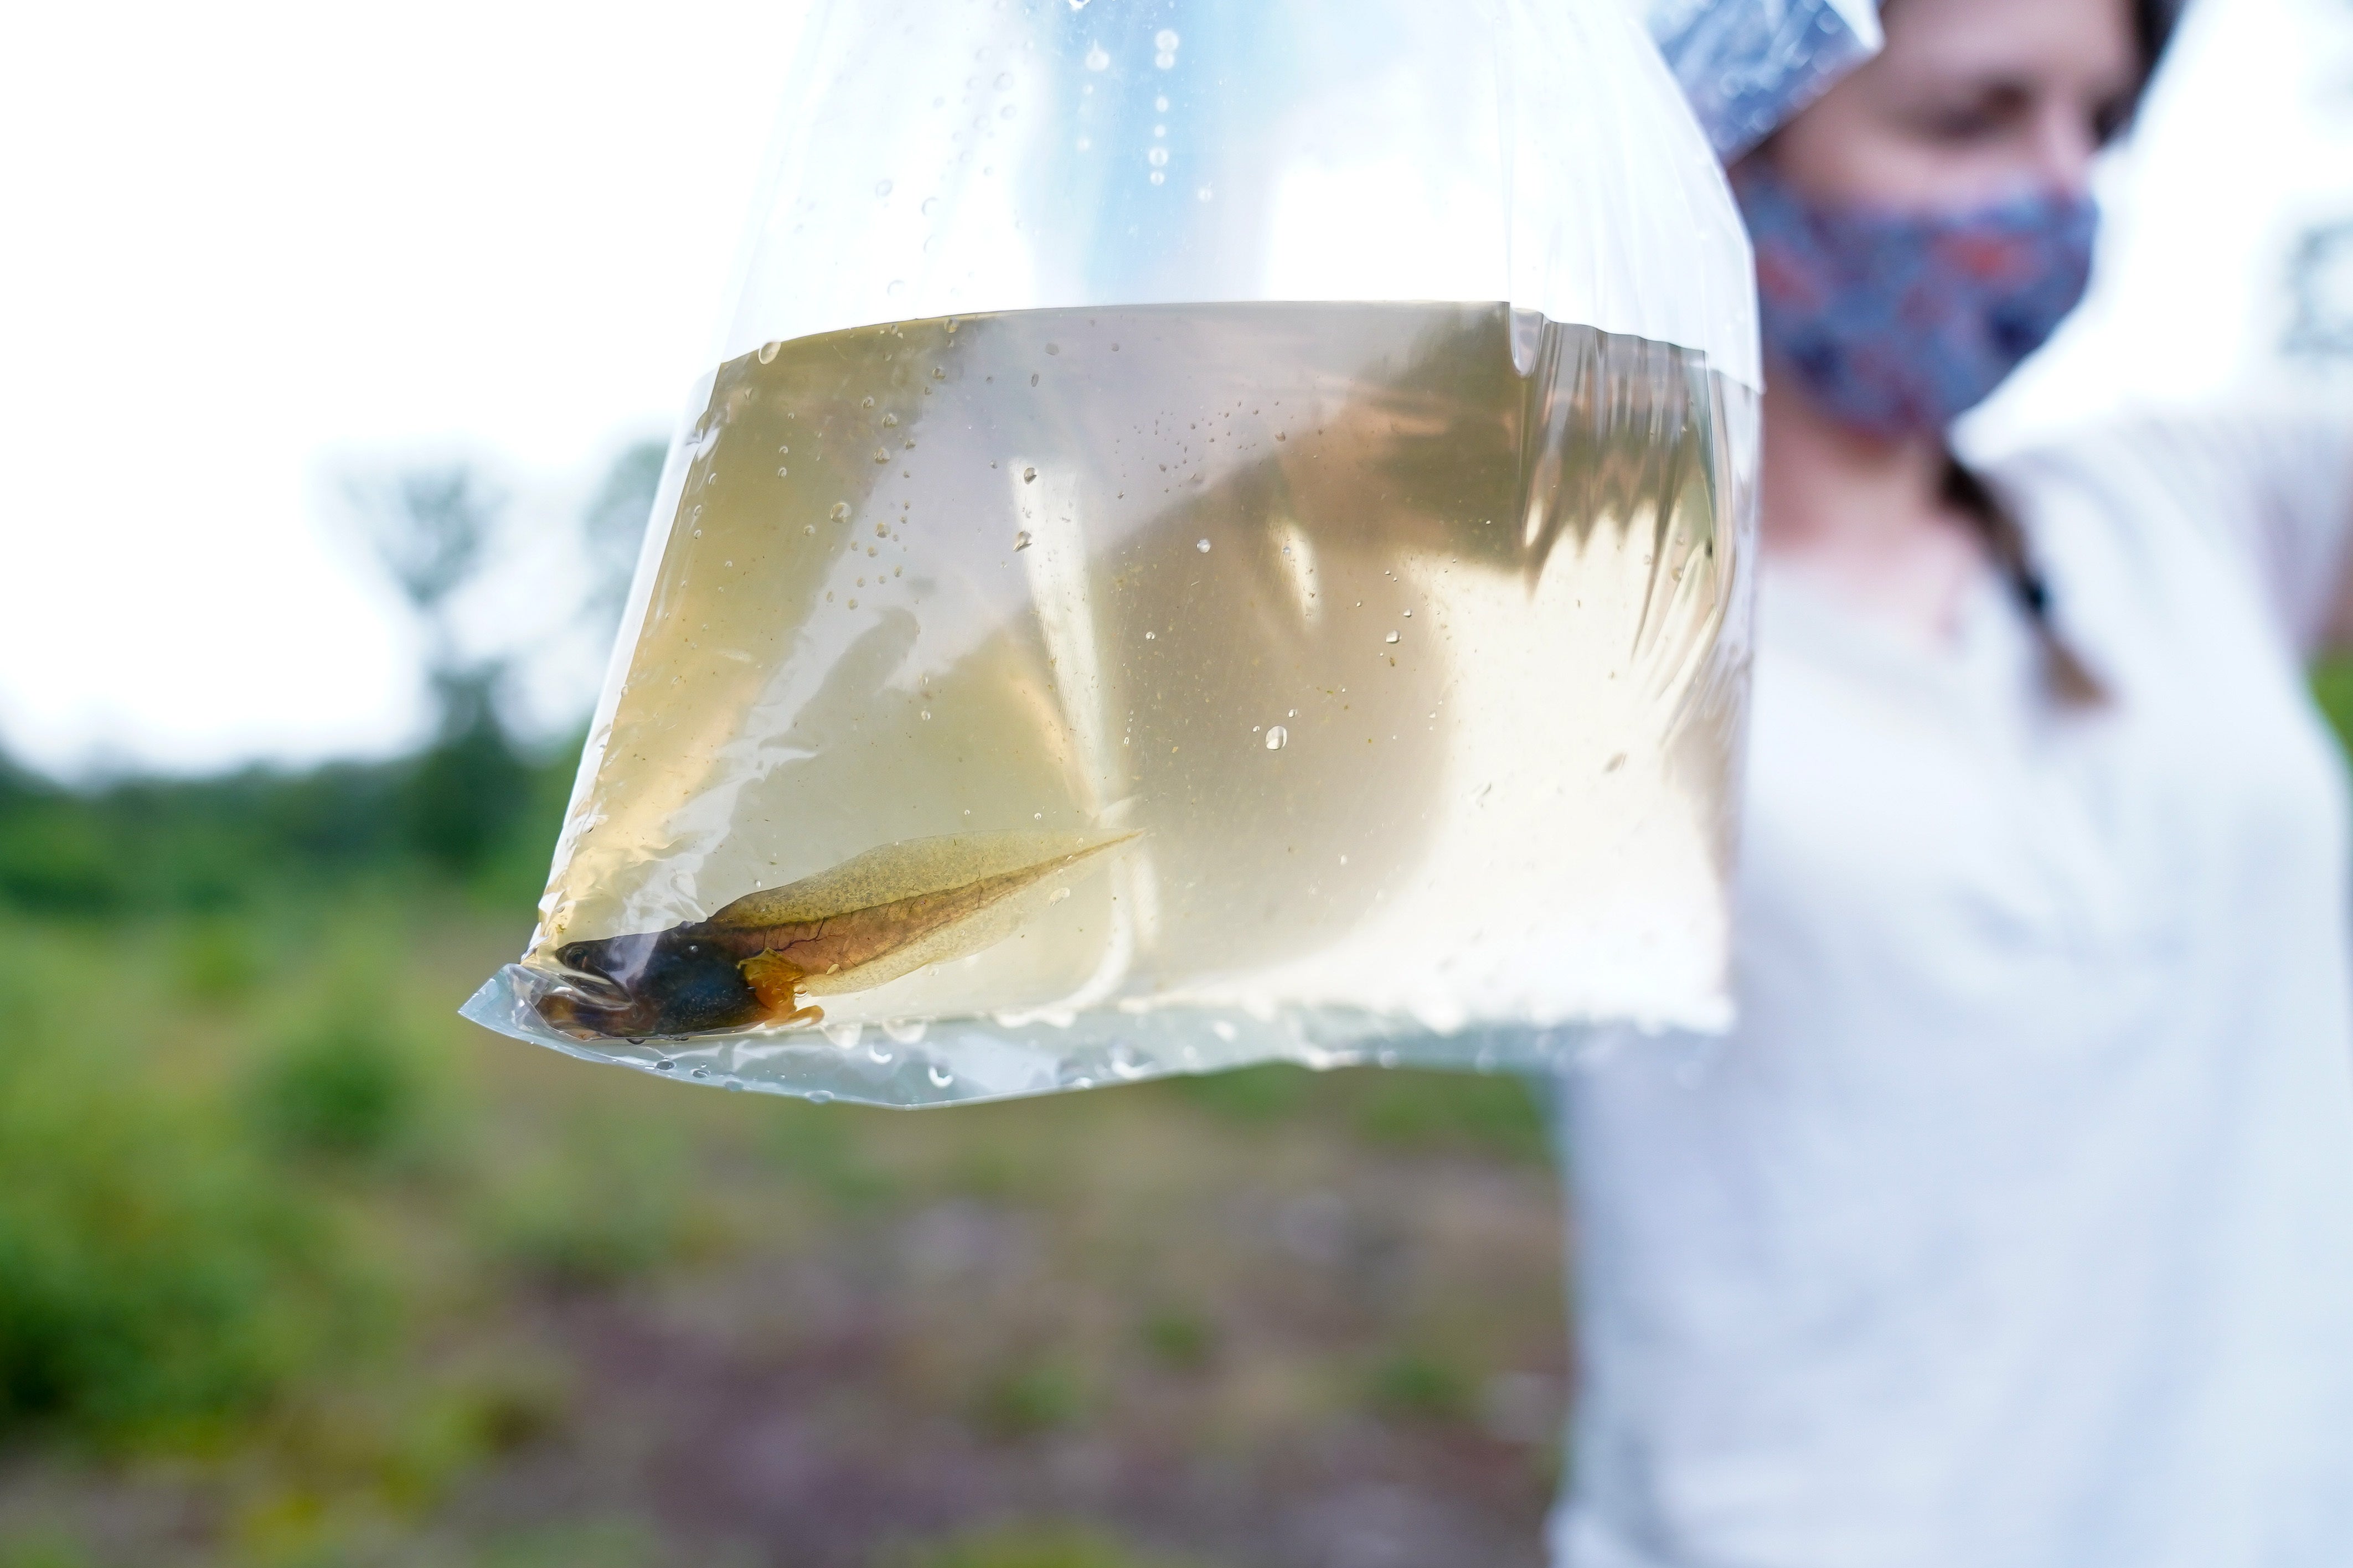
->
535, 829, 1138, 1041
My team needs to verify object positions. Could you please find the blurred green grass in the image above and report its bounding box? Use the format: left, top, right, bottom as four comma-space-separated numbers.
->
0, 722, 1564, 1566
30, 629, 2340, 1565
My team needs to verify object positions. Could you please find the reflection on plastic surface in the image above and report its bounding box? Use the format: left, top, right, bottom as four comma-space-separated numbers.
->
1644, 0, 1884, 160
464, 304, 1758, 1104
716, 0, 1758, 390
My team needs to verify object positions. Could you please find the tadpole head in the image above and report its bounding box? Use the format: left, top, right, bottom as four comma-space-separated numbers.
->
535, 925, 762, 1040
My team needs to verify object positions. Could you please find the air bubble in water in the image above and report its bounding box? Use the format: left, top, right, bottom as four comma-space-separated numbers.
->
885, 1018, 930, 1044
1148, 171, 1165, 185
874, 179, 893, 197
1148, 147, 1169, 167
1385, 631, 1400, 644
887, 279, 906, 297
994, 71, 1013, 88
655, 1058, 675, 1072
1049, 886, 1072, 904
830, 501, 850, 520
1154, 28, 1180, 49
1014, 530, 1032, 551
1196, 537, 1211, 552
873, 448, 890, 463
757, 341, 781, 364
928, 1063, 955, 1088
868, 1042, 894, 1064
1022, 465, 1038, 482
921, 195, 940, 215
808, 1089, 834, 1105
1265, 725, 1287, 750
1085, 45, 1109, 70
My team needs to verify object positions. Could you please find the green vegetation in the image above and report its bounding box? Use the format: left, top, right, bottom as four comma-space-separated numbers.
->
0, 711, 1563, 1563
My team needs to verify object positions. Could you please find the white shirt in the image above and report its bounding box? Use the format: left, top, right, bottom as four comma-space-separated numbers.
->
1554, 413, 2353, 1568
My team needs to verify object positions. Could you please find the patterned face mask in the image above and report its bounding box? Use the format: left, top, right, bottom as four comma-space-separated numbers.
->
1733, 160, 2098, 438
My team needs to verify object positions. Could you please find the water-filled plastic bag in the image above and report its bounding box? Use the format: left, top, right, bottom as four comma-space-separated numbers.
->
463, 0, 1762, 1105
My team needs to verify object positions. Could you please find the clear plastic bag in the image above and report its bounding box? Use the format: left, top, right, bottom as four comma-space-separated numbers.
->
463, 0, 1762, 1105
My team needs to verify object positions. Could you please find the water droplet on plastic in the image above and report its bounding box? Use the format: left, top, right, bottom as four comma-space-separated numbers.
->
1153, 124, 1167, 138
1048, 886, 1072, 904
1377, 1048, 1400, 1068
920, 709, 933, 720
1155, 94, 1169, 111
1154, 28, 1180, 49
1154, 50, 1176, 68
776, 466, 789, 477
999, 104, 1015, 120
1110, 1042, 1149, 1080
725, 1076, 744, 1091
873, 448, 889, 463
1076, 136, 1092, 152
1013, 530, 1032, 551
655, 1058, 675, 1072
1085, 45, 1110, 70
887, 279, 906, 297
757, 340, 781, 364
1210, 1019, 1237, 1042
867, 1042, 894, 1064
1144, 630, 1156, 640
1022, 465, 1038, 482
1148, 146, 1169, 167
691, 1066, 709, 1079
861, 395, 875, 408
1385, 631, 1400, 644
627, 1037, 645, 1045
1148, 170, 1165, 185
1196, 537, 1211, 552
807, 1089, 834, 1105
885, 1018, 929, 1045
1265, 725, 1287, 750
831, 501, 850, 520
874, 179, 893, 197
928, 1063, 956, 1088
804, 524, 816, 535
1196, 186, 1212, 201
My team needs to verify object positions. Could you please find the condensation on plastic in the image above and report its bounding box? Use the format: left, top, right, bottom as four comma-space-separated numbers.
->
718, 0, 1757, 392
462, 0, 1765, 1107
1644, 0, 1884, 161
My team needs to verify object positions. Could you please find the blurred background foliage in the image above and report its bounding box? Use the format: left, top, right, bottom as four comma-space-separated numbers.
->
10, 434, 2353, 1567
0, 446, 1578, 1567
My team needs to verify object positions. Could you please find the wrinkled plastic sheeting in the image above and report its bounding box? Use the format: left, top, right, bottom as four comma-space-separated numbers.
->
1645, 0, 1883, 161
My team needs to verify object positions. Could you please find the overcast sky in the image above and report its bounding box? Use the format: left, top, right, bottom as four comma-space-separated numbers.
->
1, 0, 2348, 777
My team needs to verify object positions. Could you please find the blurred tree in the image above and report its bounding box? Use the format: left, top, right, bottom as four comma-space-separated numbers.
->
345, 465, 535, 876
580, 439, 666, 635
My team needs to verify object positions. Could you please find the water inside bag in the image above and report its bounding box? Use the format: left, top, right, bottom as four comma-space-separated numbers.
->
465, 301, 1756, 1103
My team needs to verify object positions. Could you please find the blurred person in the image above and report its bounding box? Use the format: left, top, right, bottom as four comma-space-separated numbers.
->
1554, 0, 2353, 1564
